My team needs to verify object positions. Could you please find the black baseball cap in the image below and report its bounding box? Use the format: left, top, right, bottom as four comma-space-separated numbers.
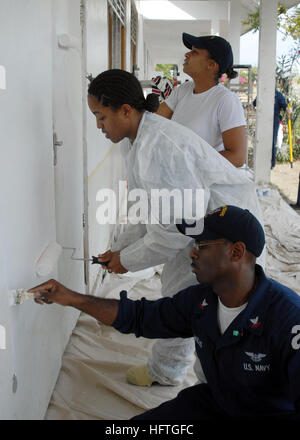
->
182, 33, 233, 74
177, 205, 265, 258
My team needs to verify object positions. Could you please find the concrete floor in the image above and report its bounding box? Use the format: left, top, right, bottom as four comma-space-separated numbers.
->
271, 160, 300, 209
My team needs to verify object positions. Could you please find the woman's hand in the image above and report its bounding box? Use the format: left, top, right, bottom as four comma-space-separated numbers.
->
98, 250, 128, 274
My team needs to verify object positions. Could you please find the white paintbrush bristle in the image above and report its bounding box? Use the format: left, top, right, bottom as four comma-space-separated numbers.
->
9, 289, 35, 306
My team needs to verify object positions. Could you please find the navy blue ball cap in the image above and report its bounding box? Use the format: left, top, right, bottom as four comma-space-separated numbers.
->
182, 33, 233, 74
177, 205, 265, 258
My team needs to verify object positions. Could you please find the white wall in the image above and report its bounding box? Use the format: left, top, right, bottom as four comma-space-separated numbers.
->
0, 233, 14, 419
86, 0, 110, 175
86, 0, 136, 291
86, 0, 114, 288
52, 0, 85, 293
0, 0, 160, 419
136, 13, 145, 79
0, 0, 82, 419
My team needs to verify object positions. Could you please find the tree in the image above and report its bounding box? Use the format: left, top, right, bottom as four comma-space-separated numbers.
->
280, 5, 300, 40
155, 64, 175, 80
243, 3, 300, 40
276, 44, 300, 153
244, 4, 300, 160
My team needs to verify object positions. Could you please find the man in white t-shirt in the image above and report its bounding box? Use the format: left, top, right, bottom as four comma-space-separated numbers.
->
157, 33, 246, 167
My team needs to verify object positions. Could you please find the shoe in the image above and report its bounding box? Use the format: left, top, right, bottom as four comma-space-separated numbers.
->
126, 364, 155, 387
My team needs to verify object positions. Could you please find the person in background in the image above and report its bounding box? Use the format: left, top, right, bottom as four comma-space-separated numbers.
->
157, 33, 246, 167
29, 206, 300, 420
151, 75, 173, 103
253, 89, 287, 169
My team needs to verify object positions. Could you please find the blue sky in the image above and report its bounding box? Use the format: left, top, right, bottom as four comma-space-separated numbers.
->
240, 30, 297, 67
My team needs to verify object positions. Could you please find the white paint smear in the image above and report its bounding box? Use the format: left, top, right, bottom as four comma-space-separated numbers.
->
0, 65, 6, 89
35, 242, 62, 277
0, 325, 6, 350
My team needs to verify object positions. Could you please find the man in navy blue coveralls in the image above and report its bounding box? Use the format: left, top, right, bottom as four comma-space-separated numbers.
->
29, 206, 300, 420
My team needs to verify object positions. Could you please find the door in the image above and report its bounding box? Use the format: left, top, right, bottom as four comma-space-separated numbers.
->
52, 0, 87, 294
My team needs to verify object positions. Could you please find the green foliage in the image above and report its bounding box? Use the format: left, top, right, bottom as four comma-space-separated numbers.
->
243, 4, 300, 40
155, 64, 175, 80
250, 66, 258, 83
281, 5, 300, 40
243, 4, 286, 32
243, 4, 300, 164
243, 11, 260, 31
238, 69, 250, 84
276, 43, 300, 152
276, 142, 300, 163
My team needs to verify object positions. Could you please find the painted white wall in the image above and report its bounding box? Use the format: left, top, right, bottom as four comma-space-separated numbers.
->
86, 0, 160, 292
136, 13, 145, 79
125, 0, 132, 71
211, 19, 220, 36
52, 0, 85, 294
0, 0, 132, 418
86, 0, 110, 175
86, 0, 128, 290
0, 0, 83, 419
0, 235, 14, 419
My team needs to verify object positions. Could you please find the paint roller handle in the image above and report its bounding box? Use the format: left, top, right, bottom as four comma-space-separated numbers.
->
91, 256, 109, 266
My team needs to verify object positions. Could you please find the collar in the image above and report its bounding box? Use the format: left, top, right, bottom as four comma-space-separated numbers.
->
131, 111, 147, 147
192, 83, 219, 96
194, 265, 274, 344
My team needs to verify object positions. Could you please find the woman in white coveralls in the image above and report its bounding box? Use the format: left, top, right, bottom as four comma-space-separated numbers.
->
158, 33, 246, 168
133, 34, 249, 388
88, 69, 264, 387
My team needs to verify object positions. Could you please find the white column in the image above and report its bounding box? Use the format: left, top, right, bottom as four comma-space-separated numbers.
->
254, 0, 277, 185
136, 13, 144, 79
228, 0, 241, 65
125, 0, 131, 71
211, 19, 220, 36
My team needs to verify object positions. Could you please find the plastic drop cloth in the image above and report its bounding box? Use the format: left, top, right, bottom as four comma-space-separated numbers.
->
258, 188, 300, 294
45, 272, 197, 420
45, 188, 300, 420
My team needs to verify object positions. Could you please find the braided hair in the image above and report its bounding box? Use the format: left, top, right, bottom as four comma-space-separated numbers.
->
88, 69, 159, 113
224, 67, 238, 80
215, 66, 238, 82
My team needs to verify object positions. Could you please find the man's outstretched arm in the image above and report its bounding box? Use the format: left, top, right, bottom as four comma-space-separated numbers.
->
28, 279, 118, 325
29, 279, 196, 340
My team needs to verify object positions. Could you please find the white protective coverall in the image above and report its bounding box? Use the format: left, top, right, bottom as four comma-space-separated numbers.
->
111, 111, 264, 385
